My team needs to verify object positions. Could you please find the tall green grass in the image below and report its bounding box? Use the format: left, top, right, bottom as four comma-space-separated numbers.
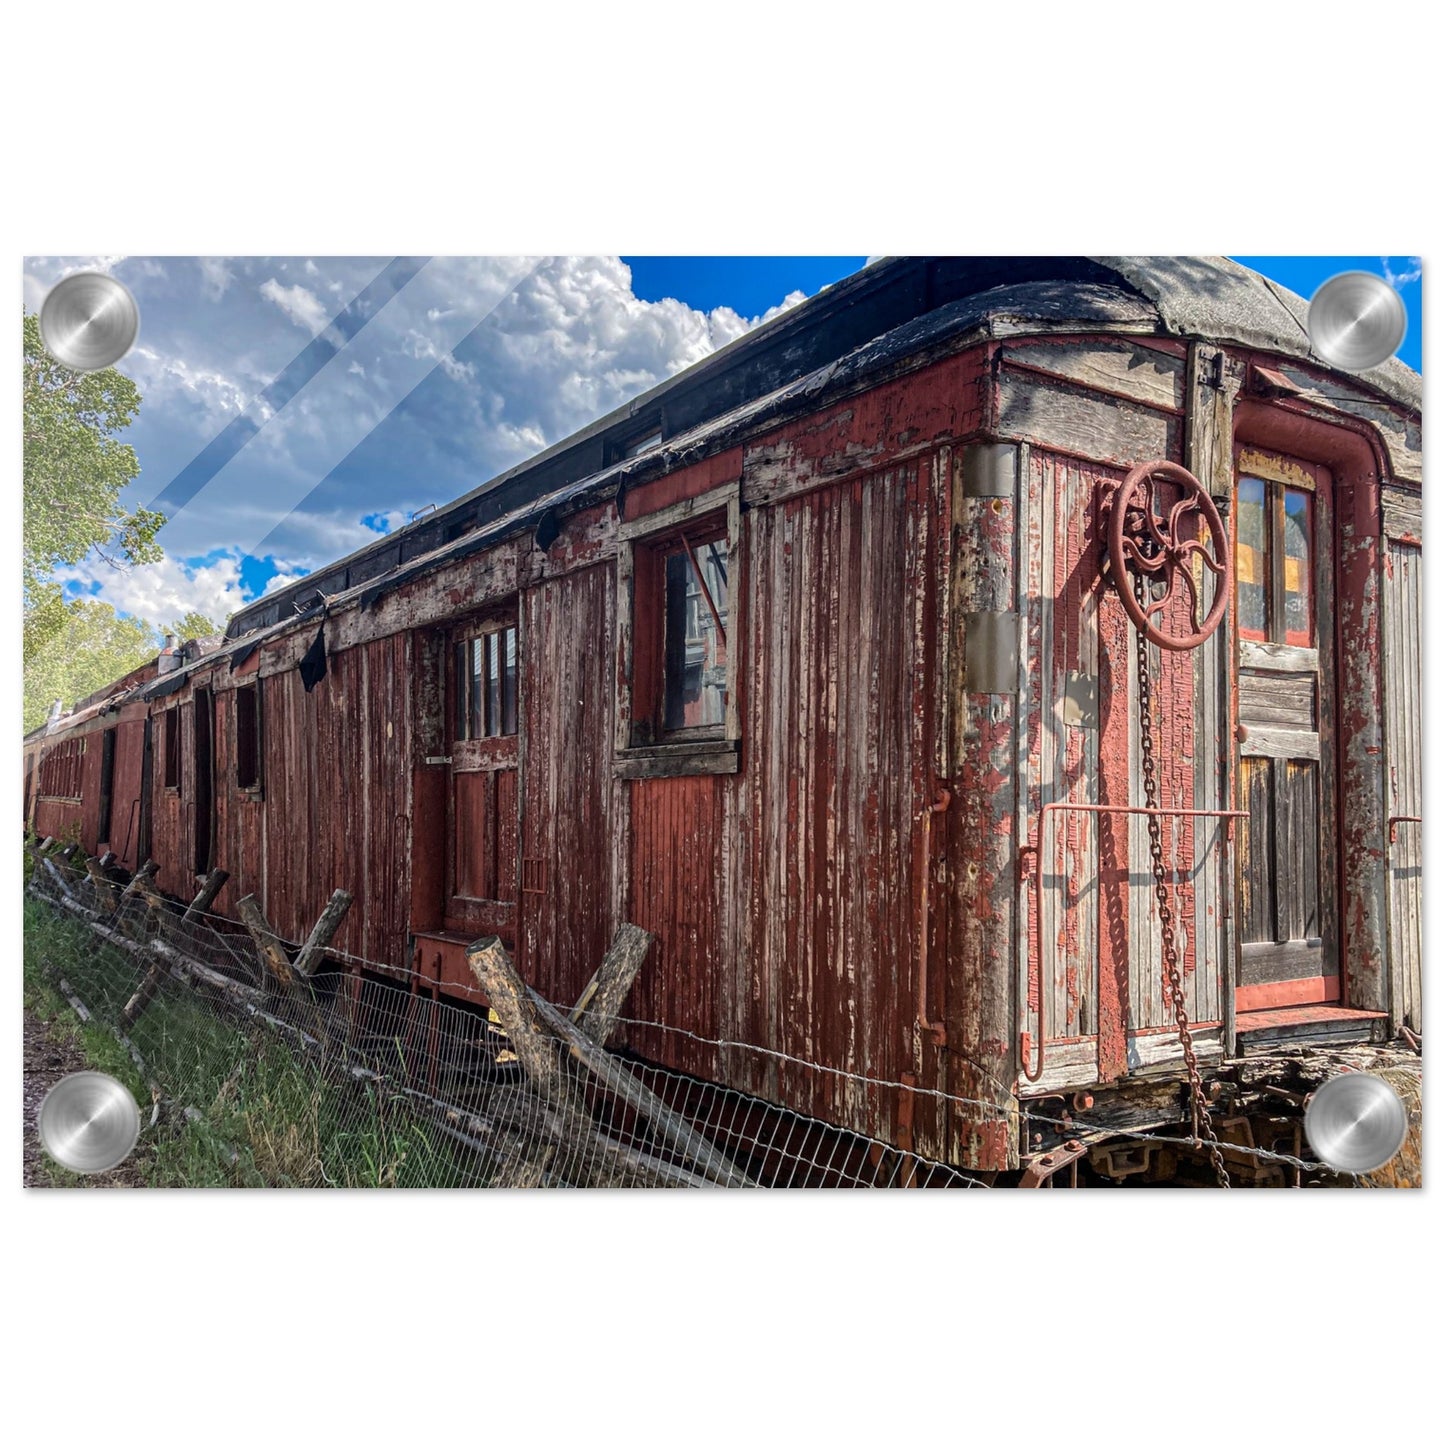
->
24, 896, 460, 1188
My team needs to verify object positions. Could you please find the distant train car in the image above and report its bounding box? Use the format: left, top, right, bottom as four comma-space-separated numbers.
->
25, 257, 1423, 1177
24, 654, 165, 875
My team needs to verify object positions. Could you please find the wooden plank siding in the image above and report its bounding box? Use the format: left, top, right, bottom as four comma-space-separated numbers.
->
1019, 448, 1222, 1090
1382, 538, 1422, 1032
518, 563, 617, 1009
732, 461, 942, 1149
182, 633, 416, 961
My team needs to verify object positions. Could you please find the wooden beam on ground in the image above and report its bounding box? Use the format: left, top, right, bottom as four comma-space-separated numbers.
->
293, 889, 353, 976
52, 971, 153, 1086
237, 894, 298, 990
529, 990, 754, 1188
37, 882, 143, 954
569, 922, 653, 1046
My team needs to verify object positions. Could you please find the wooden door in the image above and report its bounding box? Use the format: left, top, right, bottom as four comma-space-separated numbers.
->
1233, 451, 1339, 1010
193, 687, 215, 876
445, 617, 519, 944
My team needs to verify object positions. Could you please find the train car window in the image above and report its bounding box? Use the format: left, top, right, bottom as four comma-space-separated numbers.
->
454, 623, 518, 741
1281, 488, 1314, 647
661, 535, 728, 735
1236, 474, 1314, 647
614, 485, 741, 773
164, 707, 180, 789
236, 684, 262, 790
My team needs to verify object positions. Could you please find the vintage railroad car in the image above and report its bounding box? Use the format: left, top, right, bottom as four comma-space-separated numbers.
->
24, 256, 1423, 1176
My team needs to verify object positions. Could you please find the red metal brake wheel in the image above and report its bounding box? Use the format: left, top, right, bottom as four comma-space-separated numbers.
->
1106, 459, 1231, 652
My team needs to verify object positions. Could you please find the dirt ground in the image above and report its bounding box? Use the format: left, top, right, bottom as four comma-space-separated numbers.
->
22, 1007, 147, 1189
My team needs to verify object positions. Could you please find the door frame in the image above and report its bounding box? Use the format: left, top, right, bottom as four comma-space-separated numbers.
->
442, 608, 520, 940
1230, 441, 1344, 1013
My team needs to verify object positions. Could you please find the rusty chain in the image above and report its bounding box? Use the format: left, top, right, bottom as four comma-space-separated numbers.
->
1133, 569, 1232, 1189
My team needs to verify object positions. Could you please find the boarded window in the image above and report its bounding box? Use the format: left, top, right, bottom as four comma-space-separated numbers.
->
662, 536, 729, 734
39, 736, 85, 800
236, 684, 261, 789
454, 625, 518, 741
163, 708, 180, 789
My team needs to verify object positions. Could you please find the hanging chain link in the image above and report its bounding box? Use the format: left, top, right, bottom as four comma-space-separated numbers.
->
1133, 568, 1232, 1189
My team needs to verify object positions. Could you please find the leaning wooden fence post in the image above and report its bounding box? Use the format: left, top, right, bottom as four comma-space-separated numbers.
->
293, 889, 353, 976
115, 859, 161, 912
467, 937, 567, 1103
42, 858, 78, 901
467, 935, 602, 1187
569, 922, 652, 1046
237, 894, 298, 990
182, 868, 229, 924
126, 872, 173, 943
85, 855, 122, 913
122, 869, 228, 1027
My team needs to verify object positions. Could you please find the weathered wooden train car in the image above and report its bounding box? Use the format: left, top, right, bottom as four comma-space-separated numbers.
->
25, 655, 167, 875
24, 257, 1423, 1176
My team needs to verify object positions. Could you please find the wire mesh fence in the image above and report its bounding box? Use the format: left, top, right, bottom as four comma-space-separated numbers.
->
25, 857, 986, 1189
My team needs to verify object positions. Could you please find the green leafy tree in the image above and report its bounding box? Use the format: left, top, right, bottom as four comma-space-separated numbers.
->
23, 308, 164, 647
168, 610, 224, 642
23, 599, 160, 734
23, 306, 169, 729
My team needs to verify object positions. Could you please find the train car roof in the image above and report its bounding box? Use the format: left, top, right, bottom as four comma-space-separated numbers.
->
224, 255, 1419, 642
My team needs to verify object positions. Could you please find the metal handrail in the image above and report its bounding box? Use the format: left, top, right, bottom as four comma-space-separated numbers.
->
1017, 801, 1248, 1084
1388, 814, 1422, 846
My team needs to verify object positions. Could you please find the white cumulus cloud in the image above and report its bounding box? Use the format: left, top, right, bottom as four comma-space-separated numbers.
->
54, 552, 253, 630
259, 277, 330, 335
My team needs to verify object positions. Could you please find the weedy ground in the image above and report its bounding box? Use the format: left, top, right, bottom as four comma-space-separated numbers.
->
23, 895, 452, 1188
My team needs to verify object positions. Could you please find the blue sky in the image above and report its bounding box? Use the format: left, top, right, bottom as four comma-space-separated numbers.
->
623, 257, 868, 318
22, 254, 1421, 630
